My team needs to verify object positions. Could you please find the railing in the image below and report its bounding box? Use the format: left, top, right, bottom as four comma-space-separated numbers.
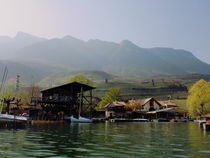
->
31, 97, 41, 103
31, 96, 73, 103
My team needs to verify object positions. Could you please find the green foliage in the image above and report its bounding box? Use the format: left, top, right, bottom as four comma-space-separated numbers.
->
82, 99, 98, 117
172, 99, 187, 110
0, 89, 13, 101
97, 88, 122, 111
19, 90, 31, 107
186, 79, 210, 117
66, 73, 93, 86
0, 89, 14, 112
19, 86, 41, 107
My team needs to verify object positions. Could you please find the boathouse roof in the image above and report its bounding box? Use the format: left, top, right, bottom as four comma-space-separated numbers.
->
41, 81, 95, 94
104, 101, 126, 109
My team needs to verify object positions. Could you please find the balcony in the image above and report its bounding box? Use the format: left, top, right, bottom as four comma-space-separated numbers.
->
31, 96, 74, 104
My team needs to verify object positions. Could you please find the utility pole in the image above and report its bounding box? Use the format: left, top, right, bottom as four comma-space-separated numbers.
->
16, 75, 20, 93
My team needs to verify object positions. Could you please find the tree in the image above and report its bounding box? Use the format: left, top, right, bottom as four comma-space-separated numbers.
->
0, 89, 15, 113
27, 85, 40, 98
97, 88, 122, 110
186, 79, 210, 117
20, 86, 40, 108
66, 73, 93, 86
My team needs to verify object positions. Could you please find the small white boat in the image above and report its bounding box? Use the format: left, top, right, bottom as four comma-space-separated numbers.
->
194, 120, 206, 123
70, 115, 92, 123
0, 114, 28, 122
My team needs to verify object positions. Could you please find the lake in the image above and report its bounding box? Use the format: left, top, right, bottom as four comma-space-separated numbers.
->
0, 122, 209, 158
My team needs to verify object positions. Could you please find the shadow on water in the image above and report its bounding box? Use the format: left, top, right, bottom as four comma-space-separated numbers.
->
0, 122, 209, 158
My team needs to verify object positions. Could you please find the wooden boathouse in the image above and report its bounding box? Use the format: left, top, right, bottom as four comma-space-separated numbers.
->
30, 82, 95, 120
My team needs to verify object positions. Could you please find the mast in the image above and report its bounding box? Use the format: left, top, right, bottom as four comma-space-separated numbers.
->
0, 66, 8, 92
16, 75, 20, 92
0, 67, 8, 113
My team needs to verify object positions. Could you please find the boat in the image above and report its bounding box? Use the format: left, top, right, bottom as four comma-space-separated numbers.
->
0, 67, 28, 125
194, 120, 206, 123
70, 115, 92, 123
193, 120, 207, 128
153, 118, 170, 122
0, 114, 27, 123
70, 87, 93, 123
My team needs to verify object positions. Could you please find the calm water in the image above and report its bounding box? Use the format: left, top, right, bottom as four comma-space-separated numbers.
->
0, 122, 209, 158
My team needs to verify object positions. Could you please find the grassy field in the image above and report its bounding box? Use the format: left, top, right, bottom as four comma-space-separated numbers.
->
93, 80, 188, 101
172, 99, 188, 111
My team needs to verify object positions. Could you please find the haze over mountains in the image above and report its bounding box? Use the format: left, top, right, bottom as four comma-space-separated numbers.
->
0, 32, 210, 86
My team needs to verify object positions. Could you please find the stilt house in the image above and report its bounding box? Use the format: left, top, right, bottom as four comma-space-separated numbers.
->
30, 82, 95, 120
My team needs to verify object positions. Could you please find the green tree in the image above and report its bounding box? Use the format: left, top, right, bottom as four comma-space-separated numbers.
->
97, 88, 122, 111
66, 73, 93, 86
19, 86, 41, 108
186, 79, 210, 117
0, 89, 14, 113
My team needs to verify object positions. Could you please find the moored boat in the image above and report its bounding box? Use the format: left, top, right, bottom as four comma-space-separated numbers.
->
153, 118, 170, 122
0, 114, 28, 122
70, 115, 92, 123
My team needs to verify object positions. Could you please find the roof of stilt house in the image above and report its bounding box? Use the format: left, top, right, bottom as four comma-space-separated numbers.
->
104, 101, 126, 109
41, 81, 95, 94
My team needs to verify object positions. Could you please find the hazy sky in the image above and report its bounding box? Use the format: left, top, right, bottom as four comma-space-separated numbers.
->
0, 0, 210, 64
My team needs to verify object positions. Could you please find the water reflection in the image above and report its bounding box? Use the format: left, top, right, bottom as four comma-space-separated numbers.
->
0, 122, 209, 158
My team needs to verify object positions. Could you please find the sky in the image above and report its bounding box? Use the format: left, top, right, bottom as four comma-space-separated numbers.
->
0, 0, 210, 64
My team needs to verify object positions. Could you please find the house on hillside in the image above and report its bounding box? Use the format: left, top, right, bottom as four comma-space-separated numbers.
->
104, 101, 126, 119
127, 98, 162, 112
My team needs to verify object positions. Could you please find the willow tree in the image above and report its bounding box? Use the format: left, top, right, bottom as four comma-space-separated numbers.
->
97, 87, 122, 111
186, 79, 210, 117
66, 73, 93, 86
12, 85, 41, 111
0, 89, 15, 113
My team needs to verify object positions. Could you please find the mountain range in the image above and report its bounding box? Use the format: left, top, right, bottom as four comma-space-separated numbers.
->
0, 32, 210, 86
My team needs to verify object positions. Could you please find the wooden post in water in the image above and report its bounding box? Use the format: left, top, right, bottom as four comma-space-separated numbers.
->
90, 89, 92, 105
79, 87, 83, 116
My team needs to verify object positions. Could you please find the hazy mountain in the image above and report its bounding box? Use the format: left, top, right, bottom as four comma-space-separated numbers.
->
13, 34, 210, 76
0, 32, 46, 59
0, 32, 210, 86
